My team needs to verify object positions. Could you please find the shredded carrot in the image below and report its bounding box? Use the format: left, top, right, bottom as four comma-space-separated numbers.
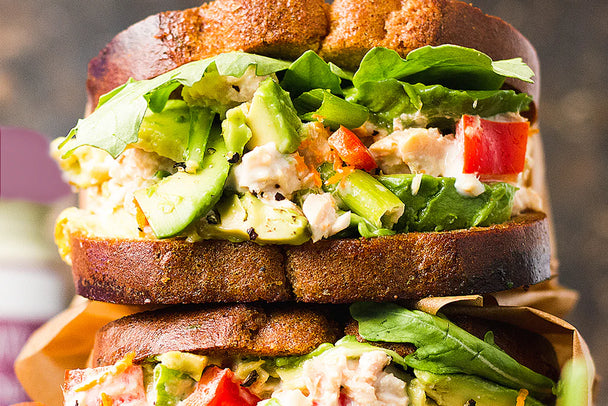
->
326, 166, 356, 185
75, 352, 136, 392
516, 388, 529, 406
101, 392, 114, 406
529, 128, 540, 136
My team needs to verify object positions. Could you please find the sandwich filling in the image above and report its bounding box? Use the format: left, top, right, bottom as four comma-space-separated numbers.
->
63, 304, 555, 406
52, 46, 542, 260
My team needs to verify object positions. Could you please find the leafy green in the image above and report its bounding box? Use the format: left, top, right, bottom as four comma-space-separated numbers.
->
59, 52, 291, 158
350, 80, 532, 129
280, 50, 342, 97
378, 174, 516, 232
294, 89, 369, 130
353, 45, 534, 90
350, 302, 555, 399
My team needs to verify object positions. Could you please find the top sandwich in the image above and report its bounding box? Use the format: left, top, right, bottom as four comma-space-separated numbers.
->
51, 0, 551, 304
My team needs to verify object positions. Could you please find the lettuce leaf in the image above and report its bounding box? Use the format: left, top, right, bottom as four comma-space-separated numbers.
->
352, 45, 534, 90
59, 52, 291, 158
378, 174, 516, 232
350, 79, 532, 129
350, 302, 555, 399
280, 50, 343, 97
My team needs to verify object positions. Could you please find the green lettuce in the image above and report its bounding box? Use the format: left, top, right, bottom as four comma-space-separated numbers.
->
350, 80, 532, 129
350, 302, 555, 399
280, 50, 343, 97
378, 174, 516, 232
352, 45, 534, 89
59, 52, 291, 158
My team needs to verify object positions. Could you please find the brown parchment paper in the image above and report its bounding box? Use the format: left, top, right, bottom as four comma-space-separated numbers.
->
15, 295, 595, 406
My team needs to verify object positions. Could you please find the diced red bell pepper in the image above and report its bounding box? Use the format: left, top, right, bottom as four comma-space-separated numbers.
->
328, 125, 378, 172
182, 367, 260, 406
456, 115, 529, 176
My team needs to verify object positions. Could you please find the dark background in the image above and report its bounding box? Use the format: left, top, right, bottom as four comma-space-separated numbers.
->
1, 0, 606, 401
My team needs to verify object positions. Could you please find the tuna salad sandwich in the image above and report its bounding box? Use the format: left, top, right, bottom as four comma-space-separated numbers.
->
61, 302, 586, 406
19, 1, 592, 405
51, 0, 551, 304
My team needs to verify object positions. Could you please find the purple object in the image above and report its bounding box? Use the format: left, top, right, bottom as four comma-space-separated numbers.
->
0, 127, 72, 202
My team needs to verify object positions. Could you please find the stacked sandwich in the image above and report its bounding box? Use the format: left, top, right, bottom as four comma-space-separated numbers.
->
40, 0, 591, 405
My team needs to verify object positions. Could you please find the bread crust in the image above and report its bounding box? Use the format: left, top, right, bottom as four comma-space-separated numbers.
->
86, 0, 539, 112
92, 304, 341, 367
86, 0, 330, 111
70, 212, 550, 304
70, 237, 291, 304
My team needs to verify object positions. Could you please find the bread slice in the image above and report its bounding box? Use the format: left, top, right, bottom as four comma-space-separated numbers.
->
70, 212, 550, 304
86, 0, 538, 113
91, 304, 342, 367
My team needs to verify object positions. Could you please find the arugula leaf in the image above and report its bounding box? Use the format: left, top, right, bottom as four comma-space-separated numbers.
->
353, 45, 534, 90
59, 52, 291, 159
350, 302, 555, 399
280, 50, 342, 97
294, 89, 369, 130
378, 174, 516, 232
350, 79, 531, 129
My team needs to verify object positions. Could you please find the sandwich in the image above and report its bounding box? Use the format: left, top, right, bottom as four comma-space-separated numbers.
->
61, 302, 587, 406
22, 0, 593, 405
51, 0, 551, 304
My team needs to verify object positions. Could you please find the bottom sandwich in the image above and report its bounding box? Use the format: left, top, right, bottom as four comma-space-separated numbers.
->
59, 302, 591, 406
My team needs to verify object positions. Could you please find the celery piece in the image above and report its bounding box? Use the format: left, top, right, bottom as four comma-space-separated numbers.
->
337, 169, 404, 229
186, 106, 215, 167
294, 89, 369, 130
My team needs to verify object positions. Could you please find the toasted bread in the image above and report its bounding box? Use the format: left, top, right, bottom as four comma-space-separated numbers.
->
91, 304, 341, 367
70, 212, 550, 304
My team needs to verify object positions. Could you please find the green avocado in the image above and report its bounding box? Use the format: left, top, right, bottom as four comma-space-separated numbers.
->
222, 103, 253, 158
200, 192, 310, 245
134, 127, 231, 238
378, 174, 516, 232
413, 370, 545, 406
156, 351, 209, 381
152, 363, 196, 406
136, 99, 191, 162
246, 78, 302, 154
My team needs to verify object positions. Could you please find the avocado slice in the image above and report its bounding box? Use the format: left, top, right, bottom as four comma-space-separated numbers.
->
222, 103, 253, 159
246, 78, 302, 154
156, 351, 209, 381
134, 127, 231, 238
136, 99, 190, 162
201, 193, 310, 245
152, 364, 196, 406
413, 370, 545, 406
